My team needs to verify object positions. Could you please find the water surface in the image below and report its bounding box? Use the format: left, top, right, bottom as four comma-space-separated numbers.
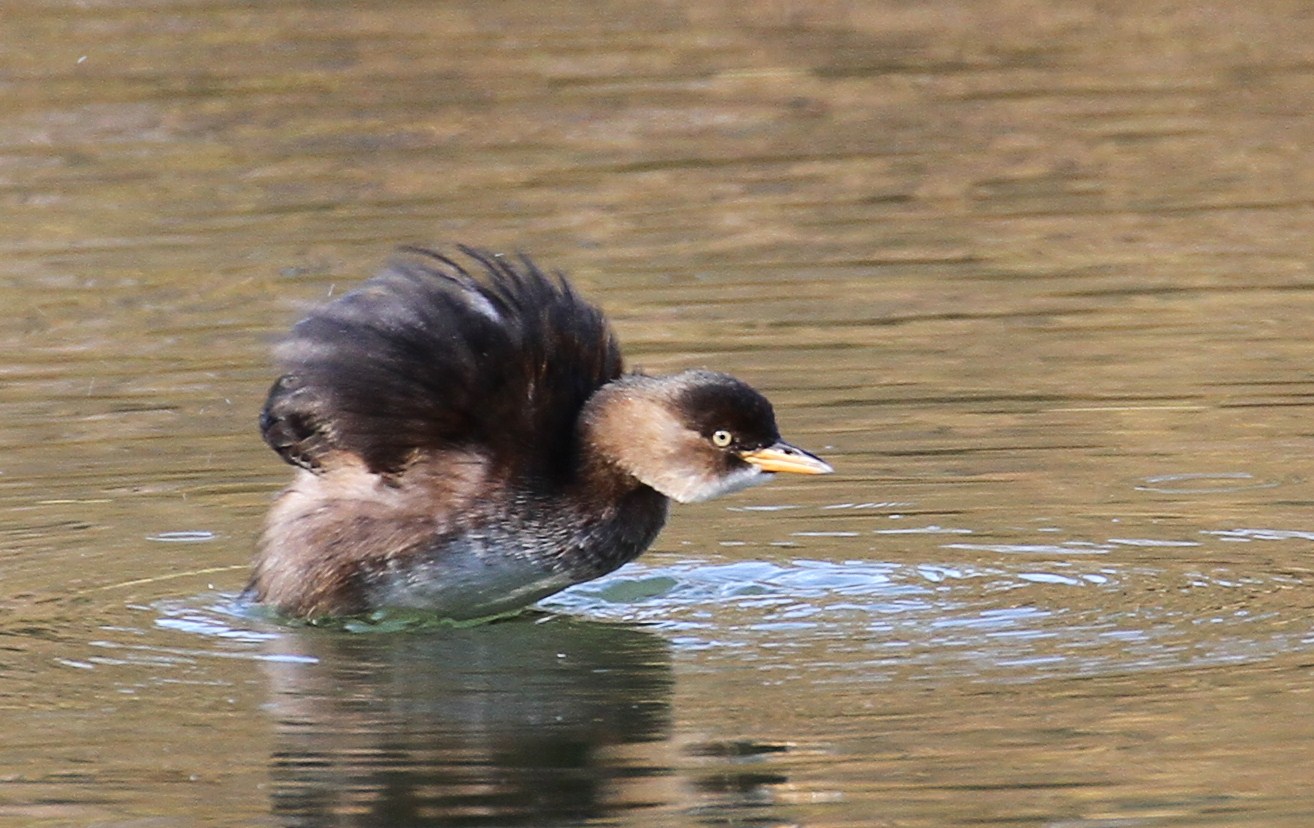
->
4, 1, 1314, 825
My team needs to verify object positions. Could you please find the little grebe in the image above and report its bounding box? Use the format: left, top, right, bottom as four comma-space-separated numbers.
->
246, 246, 832, 620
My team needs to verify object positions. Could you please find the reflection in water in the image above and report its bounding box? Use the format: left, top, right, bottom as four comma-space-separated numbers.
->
258, 617, 672, 826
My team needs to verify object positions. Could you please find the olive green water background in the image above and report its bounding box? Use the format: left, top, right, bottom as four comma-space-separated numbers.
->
6, 1, 1314, 825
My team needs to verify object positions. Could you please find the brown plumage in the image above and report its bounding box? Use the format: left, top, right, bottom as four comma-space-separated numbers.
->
246, 246, 832, 621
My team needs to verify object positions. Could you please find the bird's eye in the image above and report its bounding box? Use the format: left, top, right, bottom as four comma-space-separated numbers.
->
711, 429, 734, 448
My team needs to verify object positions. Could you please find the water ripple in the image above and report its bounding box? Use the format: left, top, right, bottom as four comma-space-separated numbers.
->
545, 557, 1314, 681
136, 550, 1314, 686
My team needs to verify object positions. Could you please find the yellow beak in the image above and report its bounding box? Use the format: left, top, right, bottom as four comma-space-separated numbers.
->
739, 441, 833, 475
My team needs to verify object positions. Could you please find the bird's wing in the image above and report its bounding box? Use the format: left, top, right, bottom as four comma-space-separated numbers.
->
259, 246, 622, 479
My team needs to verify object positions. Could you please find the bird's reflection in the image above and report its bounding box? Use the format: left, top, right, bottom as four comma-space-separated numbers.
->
259, 614, 673, 827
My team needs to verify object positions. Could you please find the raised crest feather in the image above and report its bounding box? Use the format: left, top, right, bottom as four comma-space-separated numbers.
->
259, 246, 623, 479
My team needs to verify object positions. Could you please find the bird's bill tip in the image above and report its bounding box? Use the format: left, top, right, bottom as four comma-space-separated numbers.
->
739, 442, 833, 475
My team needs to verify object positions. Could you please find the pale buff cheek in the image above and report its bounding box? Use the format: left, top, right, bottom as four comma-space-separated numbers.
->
581, 387, 765, 502
612, 417, 696, 496
586, 394, 677, 470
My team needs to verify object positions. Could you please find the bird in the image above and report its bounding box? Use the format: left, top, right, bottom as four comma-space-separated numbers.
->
245, 246, 832, 621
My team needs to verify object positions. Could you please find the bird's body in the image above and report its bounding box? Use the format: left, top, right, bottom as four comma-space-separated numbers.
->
247, 247, 830, 620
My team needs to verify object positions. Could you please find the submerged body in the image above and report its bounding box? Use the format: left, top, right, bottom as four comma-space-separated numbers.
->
247, 247, 831, 620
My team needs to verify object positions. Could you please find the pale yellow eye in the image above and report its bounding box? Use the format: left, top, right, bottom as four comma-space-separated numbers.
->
711, 430, 733, 448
